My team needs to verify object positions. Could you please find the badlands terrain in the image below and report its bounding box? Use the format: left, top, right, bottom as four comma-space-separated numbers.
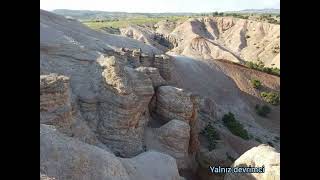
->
40, 9, 280, 180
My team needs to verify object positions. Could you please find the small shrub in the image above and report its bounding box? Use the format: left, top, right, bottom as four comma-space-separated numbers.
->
251, 79, 262, 89
246, 35, 250, 38
245, 61, 280, 76
222, 112, 250, 140
255, 104, 271, 117
200, 123, 220, 151
261, 92, 280, 105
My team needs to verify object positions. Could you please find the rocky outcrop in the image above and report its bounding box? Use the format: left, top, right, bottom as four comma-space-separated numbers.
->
40, 74, 73, 134
120, 25, 169, 52
96, 55, 154, 157
120, 151, 183, 180
147, 86, 201, 171
40, 124, 184, 180
152, 120, 191, 170
189, 94, 201, 154
40, 124, 131, 180
151, 86, 194, 123
224, 144, 280, 180
154, 54, 172, 80
40, 174, 56, 180
135, 67, 167, 88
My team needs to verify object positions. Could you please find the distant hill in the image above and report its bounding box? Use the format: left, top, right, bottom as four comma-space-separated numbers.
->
52, 9, 199, 21
52, 9, 280, 21
227, 8, 280, 14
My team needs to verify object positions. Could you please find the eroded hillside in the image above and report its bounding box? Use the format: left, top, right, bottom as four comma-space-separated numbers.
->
120, 16, 280, 68
41, 10, 280, 180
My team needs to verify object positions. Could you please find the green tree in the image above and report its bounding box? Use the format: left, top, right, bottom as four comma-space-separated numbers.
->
222, 112, 250, 140
200, 123, 220, 151
251, 79, 262, 89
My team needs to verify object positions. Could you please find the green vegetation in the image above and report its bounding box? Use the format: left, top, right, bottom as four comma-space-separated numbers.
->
83, 16, 189, 29
250, 79, 262, 89
200, 122, 220, 151
259, 14, 280, 24
211, 12, 224, 17
225, 13, 249, 19
255, 104, 271, 117
222, 112, 250, 140
245, 61, 280, 76
261, 92, 280, 105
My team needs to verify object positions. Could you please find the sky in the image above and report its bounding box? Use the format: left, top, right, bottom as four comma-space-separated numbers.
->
40, 0, 280, 13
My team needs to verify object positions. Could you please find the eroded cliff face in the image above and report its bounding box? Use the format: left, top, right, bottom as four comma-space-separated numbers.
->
40, 9, 202, 180
41, 9, 280, 180
120, 16, 280, 68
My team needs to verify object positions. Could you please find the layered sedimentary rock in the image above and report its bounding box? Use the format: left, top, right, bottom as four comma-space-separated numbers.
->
224, 144, 280, 180
96, 55, 154, 157
152, 120, 191, 169
135, 67, 167, 88
147, 86, 201, 170
40, 124, 184, 180
40, 74, 73, 134
151, 86, 193, 123
154, 54, 172, 80
40, 124, 130, 180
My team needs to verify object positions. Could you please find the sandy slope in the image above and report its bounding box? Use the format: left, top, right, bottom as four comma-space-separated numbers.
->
169, 54, 280, 152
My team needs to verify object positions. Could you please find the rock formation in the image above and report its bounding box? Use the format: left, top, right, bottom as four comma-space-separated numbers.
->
224, 144, 280, 180
40, 9, 280, 180
151, 86, 194, 123
146, 120, 191, 170
121, 16, 280, 68
40, 74, 73, 134
40, 124, 184, 180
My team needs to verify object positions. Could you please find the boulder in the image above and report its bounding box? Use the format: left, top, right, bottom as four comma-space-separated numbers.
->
135, 66, 167, 88
152, 86, 193, 123
153, 120, 191, 169
224, 144, 280, 180
40, 124, 130, 180
120, 151, 183, 180
40, 124, 184, 180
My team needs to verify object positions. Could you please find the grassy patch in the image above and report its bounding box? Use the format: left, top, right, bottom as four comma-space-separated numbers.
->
200, 122, 220, 151
261, 92, 280, 105
250, 79, 262, 89
83, 16, 189, 29
245, 61, 280, 76
222, 112, 250, 140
